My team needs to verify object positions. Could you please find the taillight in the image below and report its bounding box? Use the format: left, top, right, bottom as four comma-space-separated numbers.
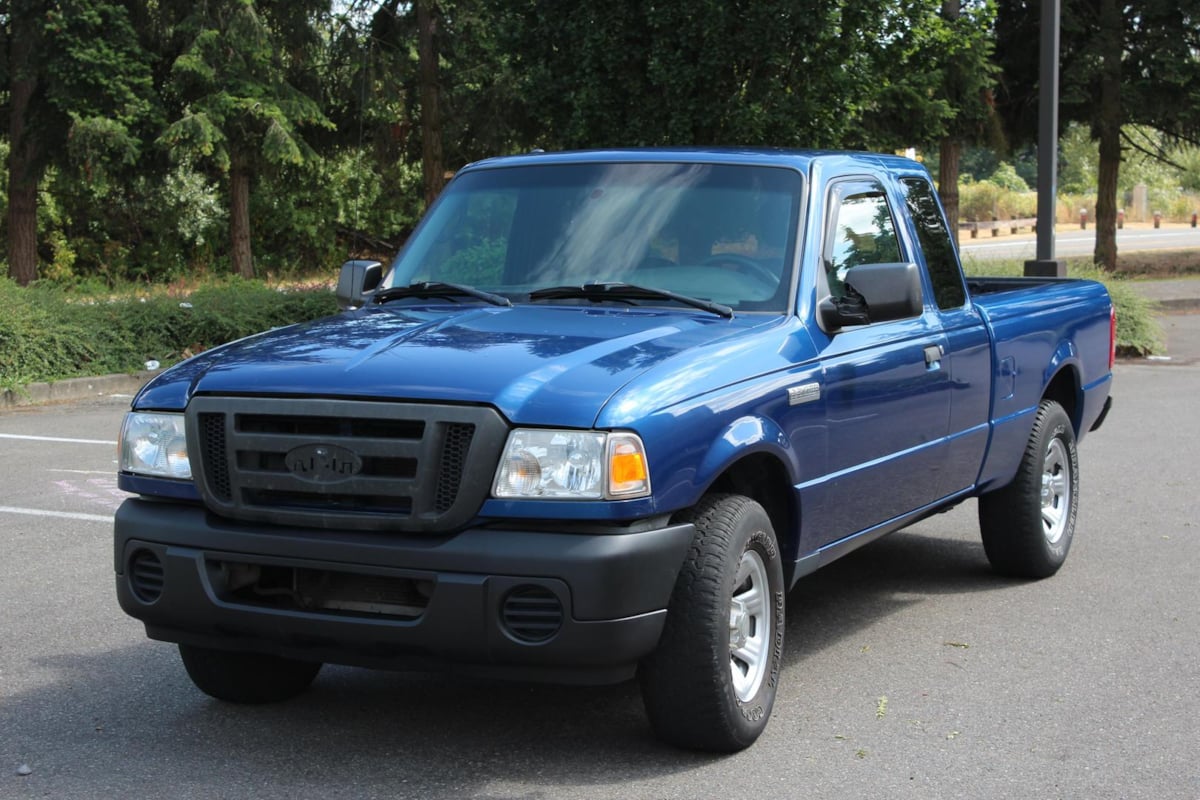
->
1108, 305, 1117, 369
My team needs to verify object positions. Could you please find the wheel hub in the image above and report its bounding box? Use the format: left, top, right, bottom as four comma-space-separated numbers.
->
727, 548, 771, 703
729, 599, 750, 650
1041, 437, 1072, 545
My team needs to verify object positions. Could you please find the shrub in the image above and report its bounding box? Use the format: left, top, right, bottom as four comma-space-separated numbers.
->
0, 278, 337, 391
988, 162, 1029, 192
959, 181, 1002, 221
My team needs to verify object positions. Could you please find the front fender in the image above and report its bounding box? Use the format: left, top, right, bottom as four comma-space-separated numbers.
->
694, 415, 796, 493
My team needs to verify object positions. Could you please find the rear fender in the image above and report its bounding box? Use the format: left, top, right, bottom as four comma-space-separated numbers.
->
1044, 341, 1084, 430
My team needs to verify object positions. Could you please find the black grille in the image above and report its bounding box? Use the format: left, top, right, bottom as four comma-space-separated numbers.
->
129, 549, 164, 603
187, 397, 508, 533
435, 423, 475, 512
213, 559, 433, 621
200, 413, 232, 502
500, 585, 563, 643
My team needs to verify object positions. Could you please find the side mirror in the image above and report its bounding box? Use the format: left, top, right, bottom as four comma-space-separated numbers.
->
818, 262, 924, 333
336, 260, 384, 310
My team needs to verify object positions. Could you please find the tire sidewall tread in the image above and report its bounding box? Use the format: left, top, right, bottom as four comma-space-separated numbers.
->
979, 400, 1080, 579
639, 493, 785, 752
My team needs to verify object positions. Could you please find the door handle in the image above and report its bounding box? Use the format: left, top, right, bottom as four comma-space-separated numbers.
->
924, 344, 944, 369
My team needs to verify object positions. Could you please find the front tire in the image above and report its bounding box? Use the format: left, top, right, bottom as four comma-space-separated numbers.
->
639, 494, 785, 752
179, 644, 322, 704
979, 400, 1080, 578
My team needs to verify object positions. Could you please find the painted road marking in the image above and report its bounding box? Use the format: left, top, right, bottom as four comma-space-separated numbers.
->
54, 476, 130, 512
0, 434, 115, 448
0, 433, 116, 445
0, 506, 112, 523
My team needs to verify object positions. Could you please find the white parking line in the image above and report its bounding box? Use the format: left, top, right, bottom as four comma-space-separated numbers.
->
0, 433, 116, 445
0, 505, 113, 523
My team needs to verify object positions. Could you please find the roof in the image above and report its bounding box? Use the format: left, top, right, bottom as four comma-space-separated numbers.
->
461, 147, 923, 176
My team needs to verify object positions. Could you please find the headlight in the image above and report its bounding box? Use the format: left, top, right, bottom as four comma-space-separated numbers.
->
493, 429, 651, 500
120, 412, 191, 480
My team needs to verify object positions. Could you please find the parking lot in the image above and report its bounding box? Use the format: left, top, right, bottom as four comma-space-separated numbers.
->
2, 361, 1198, 799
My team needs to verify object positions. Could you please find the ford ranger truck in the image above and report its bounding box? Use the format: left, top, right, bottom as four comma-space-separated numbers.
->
114, 149, 1114, 751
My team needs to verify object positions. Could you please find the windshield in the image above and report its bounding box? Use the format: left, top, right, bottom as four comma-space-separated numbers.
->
385, 161, 804, 313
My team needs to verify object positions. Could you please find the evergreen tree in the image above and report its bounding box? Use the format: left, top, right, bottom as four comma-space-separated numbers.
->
157, 0, 332, 278
2, 0, 154, 285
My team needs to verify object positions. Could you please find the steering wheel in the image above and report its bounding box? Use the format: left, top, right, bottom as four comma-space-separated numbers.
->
702, 254, 780, 287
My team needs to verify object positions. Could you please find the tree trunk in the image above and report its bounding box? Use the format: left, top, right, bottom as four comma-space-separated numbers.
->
1093, 0, 1122, 271
229, 156, 255, 279
6, 18, 41, 286
939, 139, 961, 246
938, 0, 961, 245
417, 0, 445, 208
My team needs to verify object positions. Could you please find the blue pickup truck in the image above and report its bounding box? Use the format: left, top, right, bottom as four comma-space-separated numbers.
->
114, 149, 1114, 751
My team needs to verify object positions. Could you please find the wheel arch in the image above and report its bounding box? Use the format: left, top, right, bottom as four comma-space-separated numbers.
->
1042, 361, 1083, 436
695, 451, 800, 568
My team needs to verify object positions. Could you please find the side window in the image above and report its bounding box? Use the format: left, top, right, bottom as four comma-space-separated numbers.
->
824, 182, 902, 299
901, 178, 967, 310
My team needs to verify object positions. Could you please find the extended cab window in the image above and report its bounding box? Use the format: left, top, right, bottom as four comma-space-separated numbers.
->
823, 182, 902, 300
901, 178, 967, 310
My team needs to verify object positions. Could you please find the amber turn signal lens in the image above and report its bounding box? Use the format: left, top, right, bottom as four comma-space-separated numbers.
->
610, 449, 647, 484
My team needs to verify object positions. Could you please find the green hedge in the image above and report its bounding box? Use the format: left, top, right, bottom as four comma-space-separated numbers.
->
0, 278, 337, 391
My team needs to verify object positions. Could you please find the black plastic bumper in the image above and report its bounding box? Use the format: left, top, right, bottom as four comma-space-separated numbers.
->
114, 499, 695, 684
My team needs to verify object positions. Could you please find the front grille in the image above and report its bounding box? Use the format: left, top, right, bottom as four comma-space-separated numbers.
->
212, 558, 434, 620
187, 397, 508, 532
200, 413, 232, 502
436, 423, 475, 512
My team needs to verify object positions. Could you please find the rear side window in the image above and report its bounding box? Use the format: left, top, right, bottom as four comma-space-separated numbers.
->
901, 178, 967, 310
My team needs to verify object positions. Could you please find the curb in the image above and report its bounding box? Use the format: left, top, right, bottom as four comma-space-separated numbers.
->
1, 371, 157, 411
1153, 298, 1200, 313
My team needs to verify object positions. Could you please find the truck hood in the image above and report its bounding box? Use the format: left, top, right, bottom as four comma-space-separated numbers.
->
134, 304, 785, 428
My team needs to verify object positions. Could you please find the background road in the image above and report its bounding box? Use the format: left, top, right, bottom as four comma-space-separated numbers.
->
2, 352, 1198, 799
961, 224, 1200, 260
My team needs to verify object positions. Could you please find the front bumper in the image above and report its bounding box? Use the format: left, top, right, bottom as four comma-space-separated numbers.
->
114, 499, 694, 684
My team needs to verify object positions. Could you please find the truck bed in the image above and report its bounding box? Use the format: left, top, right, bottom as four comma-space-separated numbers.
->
969, 276, 1114, 492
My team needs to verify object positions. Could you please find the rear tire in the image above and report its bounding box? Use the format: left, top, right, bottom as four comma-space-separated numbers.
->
979, 400, 1079, 578
179, 644, 322, 704
639, 494, 785, 752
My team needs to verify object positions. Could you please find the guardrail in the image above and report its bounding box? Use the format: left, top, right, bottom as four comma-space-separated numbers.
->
959, 217, 1038, 238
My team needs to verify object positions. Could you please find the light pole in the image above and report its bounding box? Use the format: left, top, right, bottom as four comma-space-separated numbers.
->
1025, 0, 1066, 278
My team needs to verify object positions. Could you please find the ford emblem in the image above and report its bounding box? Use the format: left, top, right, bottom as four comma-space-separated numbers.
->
284, 444, 363, 483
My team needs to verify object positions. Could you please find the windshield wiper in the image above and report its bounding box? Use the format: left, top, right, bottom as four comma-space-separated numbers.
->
374, 281, 512, 307
528, 282, 733, 319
